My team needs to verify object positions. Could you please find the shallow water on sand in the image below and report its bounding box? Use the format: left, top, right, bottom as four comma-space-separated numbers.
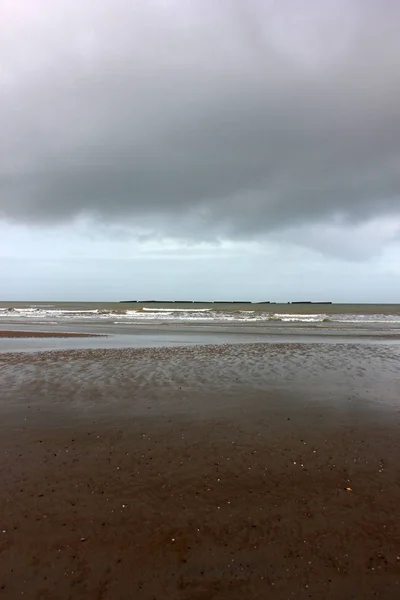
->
2, 343, 400, 416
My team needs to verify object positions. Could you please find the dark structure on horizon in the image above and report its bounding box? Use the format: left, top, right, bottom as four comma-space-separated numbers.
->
119, 300, 332, 305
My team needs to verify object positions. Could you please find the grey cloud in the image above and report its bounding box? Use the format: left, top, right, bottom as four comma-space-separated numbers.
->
1, 0, 400, 242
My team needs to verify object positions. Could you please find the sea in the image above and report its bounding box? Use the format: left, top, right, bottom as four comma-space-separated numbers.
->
1, 301, 400, 332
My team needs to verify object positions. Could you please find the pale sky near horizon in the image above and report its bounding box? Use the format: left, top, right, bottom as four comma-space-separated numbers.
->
1, 0, 400, 301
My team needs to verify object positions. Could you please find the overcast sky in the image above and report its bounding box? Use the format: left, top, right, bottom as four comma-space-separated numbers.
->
1, 0, 400, 301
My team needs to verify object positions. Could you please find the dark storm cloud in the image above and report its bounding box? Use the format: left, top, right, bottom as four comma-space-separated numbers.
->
1, 0, 400, 239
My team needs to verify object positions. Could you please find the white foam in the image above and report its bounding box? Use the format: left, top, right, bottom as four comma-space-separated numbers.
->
1, 306, 400, 327
142, 307, 211, 312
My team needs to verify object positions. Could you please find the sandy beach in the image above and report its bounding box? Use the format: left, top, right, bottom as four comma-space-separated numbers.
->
0, 331, 102, 338
1, 343, 400, 599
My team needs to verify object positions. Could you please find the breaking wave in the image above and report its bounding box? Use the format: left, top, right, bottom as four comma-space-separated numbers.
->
1, 306, 400, 327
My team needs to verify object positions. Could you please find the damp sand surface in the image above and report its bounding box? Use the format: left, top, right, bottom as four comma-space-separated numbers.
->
0, 330, 103, 339
1, 343, 400, 599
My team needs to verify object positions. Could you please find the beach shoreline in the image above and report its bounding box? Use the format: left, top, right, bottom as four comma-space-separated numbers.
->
1, 321, 400, 355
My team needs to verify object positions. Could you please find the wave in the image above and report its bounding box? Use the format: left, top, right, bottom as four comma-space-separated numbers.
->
1, 306, 400, 326
141, 307, 211, 313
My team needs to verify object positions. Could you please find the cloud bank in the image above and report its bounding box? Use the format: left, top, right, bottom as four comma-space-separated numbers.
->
1, 0, 400, 244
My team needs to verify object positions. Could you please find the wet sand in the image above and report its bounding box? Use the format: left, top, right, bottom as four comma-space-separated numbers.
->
1, 324, 399, 357
0, 330, 103, 338
1, 344, 400, 599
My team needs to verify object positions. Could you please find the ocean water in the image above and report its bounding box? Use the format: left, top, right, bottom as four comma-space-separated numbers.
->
1, 301, 400, 332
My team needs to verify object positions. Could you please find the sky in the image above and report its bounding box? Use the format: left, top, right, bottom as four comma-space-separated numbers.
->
1, 0, 400, 301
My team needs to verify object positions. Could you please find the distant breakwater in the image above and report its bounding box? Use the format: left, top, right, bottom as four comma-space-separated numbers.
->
119, 300, 333, 305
